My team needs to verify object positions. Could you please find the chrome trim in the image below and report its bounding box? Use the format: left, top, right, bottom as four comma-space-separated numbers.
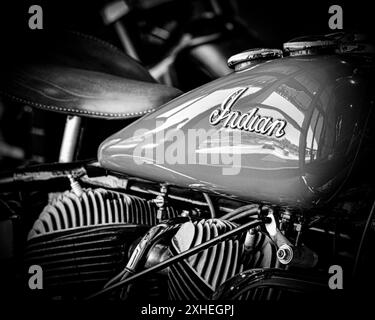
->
284, 40, 336, 51
227, 48, 283, 71
59, 115, 82, 163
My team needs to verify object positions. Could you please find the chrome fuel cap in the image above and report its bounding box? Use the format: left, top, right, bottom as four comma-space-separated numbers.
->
227, 48, 283, 71
283, 35, 337, 56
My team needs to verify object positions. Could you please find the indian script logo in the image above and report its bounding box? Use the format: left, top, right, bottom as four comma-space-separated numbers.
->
209, 87, 287, 138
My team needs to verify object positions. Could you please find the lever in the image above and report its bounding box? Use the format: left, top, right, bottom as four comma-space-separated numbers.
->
264, 208, 318, 268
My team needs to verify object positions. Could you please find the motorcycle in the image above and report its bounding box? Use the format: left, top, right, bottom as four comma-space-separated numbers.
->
0, 32, 374, 301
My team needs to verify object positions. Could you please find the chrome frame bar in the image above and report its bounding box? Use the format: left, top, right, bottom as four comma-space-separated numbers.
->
59, 115, 82, 163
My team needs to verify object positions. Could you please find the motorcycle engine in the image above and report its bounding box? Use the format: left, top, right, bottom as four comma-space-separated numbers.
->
24, 186, 279, 300
25, 188, 179, 298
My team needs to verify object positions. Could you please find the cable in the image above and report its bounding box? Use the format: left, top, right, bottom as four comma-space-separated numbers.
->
203, 192, 216, 218
86, 218, 267, 300
352, 199, 375, 277
103, 221, 184, 290
103, 268, 128, 289
228, 207, 259, 222
221, 204, 259, 220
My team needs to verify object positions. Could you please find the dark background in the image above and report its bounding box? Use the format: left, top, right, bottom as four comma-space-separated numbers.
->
1, 0, 374, 48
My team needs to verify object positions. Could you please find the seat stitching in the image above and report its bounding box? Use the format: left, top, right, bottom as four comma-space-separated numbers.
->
0, 91, 156, 118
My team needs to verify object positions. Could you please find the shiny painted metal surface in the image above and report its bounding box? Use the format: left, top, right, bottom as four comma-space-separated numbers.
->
99, 54, 374, 207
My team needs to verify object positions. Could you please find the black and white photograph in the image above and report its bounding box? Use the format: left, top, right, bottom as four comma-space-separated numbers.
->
0, 0, 374, 316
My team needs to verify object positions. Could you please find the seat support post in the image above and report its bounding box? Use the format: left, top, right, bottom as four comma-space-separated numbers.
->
59, 115, 82, 163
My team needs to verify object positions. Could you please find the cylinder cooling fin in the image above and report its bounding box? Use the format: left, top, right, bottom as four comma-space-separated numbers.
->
25, 189, 279, 300
168, 219, 278, 300
28, 188, 178, 239
25, 188, 179, 297
25, 224, 148, 296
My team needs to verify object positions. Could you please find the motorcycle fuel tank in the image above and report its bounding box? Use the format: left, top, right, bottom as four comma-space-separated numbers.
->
99, 52, 374, 207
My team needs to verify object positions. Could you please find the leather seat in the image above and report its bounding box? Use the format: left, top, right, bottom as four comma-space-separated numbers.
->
1, 64, 182, 119
0, 31, 182, 119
